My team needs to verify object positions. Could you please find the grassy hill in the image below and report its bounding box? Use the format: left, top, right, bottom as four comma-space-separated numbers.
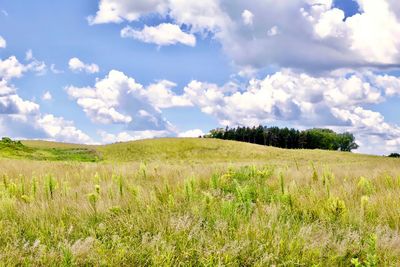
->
0, 138, 399, 265
17, 137, 382, 164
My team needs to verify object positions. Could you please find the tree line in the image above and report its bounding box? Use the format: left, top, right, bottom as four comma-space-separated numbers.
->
206, 126, 359, 152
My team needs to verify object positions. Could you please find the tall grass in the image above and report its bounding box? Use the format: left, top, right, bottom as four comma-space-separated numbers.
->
0, 139, 399, 265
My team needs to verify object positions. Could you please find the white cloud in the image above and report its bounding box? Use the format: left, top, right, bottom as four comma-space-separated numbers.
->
309, 0, 400, 65
182, 70, 384, 127
0, 36, 6, 48
170, 69, 400, 154
0, 113, 92, 144
23, 50, 47, 76
242, 10, 254, 26
178, 129, 205, 138
0, 81, 91, 143
68, 57, 99, 74
0, 81, 39, 115
88, 0, 168, 25
145, 80, 191, 108
372, 74, 400, 96
99, 129, 170, 143
0, 54, 47, 80
50, 64, 64, 74
121, 23, 196, 47
36, 114, 92, 143
0, 58, 91, 144
0, 56, 26, 80
66, 70, 175, 132
267, 26, 279, 36
42, 91, 52, 101
90, 0, 400, 72
25, 49, 33, 61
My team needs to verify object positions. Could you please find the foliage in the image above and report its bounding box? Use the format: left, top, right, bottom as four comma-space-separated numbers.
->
207, 125, 359, 152
388, 153, 400, 158
0, 137, 100, 162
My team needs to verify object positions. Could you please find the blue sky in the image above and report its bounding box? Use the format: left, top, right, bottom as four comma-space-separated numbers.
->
1, 0, 400, 155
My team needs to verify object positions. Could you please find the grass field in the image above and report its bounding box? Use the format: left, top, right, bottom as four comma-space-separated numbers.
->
0, 138, 399, 266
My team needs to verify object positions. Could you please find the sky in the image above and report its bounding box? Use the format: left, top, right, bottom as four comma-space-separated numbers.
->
0, 0, 400, 155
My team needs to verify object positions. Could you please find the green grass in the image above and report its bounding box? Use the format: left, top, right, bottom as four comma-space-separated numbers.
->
0, 138, 399, 265
0, 140, 100, 162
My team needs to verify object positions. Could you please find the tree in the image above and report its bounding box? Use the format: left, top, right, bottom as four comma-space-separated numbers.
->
337, 132, 359, 152
206, 126, 359, 152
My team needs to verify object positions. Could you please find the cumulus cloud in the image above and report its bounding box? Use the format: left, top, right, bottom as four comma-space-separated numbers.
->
42, 91, 52, 101
0, 85, 90, 143
0, 54, 47, 80
50, 64, 64, 74
267, 26, 279, 36
66, 70, 177, 132
178, 129, 205, 138
68, 57, 99, 74
145, 80, 191, 108
88, 0, 169, 25
0, 80, 39, 115
308, 0, 400, 65
99, 129, 170, 143
121, 23, 196, 47
331, 106, 400, 154
0, 113, 92, 144
182, 70, 385, 127
90, 0, 400, 72
168, 69, 400, 154
0, 36, 6, 48
0, 56, 26, 80
25, 49, 33, 61
0, 57, 91, 144
36, 114, 92, 143
241, 10, 254, 26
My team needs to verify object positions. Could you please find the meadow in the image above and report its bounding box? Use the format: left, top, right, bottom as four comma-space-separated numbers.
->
0, 138, 399, 266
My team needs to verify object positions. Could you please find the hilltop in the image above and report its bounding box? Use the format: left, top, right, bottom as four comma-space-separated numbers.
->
8, 137, 380, 164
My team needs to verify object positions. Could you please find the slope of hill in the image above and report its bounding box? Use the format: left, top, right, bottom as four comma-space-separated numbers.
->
13, 137, 383, 165
0, 139, 100, 162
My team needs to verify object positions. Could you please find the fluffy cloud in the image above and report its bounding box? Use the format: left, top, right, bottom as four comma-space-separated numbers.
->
0, 36, 6, 48
371, 74, 400, 97
172, 69, 400, 154
66, 70, 176, 131
241, 10, 254, 26
0, 56, 91, 143
145, 80, 191, 108
0, 55, 47, 80
0, 80, 39, 115
308, 0, 400, 65
121, 23, 196, 47
0, 56, 26, 80
0, 85, 90, 143
178, 129, 205, 137
99, 129, 170, 143
42, 91, 52, 101
36, 114, 92, 143
88, 0, 168, 25
90, 0, 400, 72
68, 57, 99, 74
0, 114, 92, 144
331, 107, 400, 154
69, 67, 395, 153
182, 70, 385, 127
